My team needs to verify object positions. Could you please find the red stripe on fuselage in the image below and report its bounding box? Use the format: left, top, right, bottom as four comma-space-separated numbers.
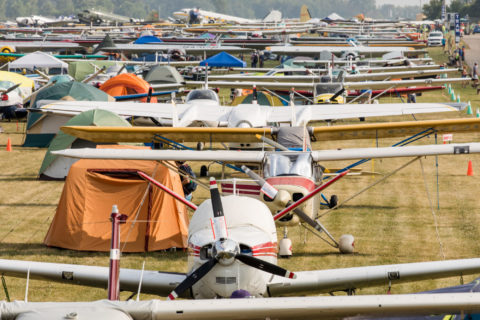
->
265, 176, 317, 191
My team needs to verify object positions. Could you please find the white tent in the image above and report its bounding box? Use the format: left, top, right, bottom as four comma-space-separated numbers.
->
8, 51, 68, 74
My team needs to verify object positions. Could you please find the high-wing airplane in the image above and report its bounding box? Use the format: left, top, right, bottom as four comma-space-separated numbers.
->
1, 177, 480, 319
37, 93, 467, 128
185, 77, 468, 93
172, 8, 282, 24
53, 138, 480, 255
208, 68, 460, 83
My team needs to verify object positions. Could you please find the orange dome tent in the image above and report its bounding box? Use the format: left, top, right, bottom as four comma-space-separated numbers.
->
100, 73, 157, 103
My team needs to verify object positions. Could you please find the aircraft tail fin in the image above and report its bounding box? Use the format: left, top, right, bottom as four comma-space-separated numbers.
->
299, 5, 311, 22
262, 10, 282, 22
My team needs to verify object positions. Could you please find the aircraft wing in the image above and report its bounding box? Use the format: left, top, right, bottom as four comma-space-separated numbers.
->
268, 258, 480, 296
208, 69, 459, 83
100, 44, 252, 54
52, 149, 266, 163
344, 68, 460, 82
312, 142, 480, 161
60, 126, 276, 143
310, 118, 480, 141
0, 259, 185, 296
186, 78, 467, 91
1, 294, 480, 320
59, 118, 480, 143
39, 100, 231, 127
343, 78, 468, 90
52, 141, 480, 163
274, 102, 463, 125
41, 100, 463, 128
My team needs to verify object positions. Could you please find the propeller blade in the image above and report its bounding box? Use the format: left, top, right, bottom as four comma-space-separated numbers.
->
235, 254, 296, 279
5, 83, 21, 94
329, 87, 345, 102
146, 87, 153, 103
167, 258, 218, 300
241, 165, 278, 199
209, 177, 228, 240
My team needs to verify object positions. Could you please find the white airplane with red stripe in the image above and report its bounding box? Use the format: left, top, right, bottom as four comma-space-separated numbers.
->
1, 177, 480, 320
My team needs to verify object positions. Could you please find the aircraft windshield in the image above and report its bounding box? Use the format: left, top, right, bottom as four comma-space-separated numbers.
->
185, 89, 219, 103
264, 153, 313, 178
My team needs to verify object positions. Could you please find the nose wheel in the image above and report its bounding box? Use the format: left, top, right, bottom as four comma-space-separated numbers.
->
279, 227, 292, 258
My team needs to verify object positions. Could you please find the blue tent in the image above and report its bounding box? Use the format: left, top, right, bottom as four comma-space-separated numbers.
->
134, 35, 163, 44
199, 51, 246, 67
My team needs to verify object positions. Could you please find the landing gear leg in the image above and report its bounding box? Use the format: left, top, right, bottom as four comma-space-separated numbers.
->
279, 227, 292, 258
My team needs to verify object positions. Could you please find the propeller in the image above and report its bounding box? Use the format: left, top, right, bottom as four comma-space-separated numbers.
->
167, 177, 296, 300
328, 87, 345, 102
0, 83, 21, 94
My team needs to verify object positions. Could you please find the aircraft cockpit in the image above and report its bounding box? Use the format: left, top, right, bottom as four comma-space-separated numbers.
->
263, 152, 320, 180
185, 89, 220, 104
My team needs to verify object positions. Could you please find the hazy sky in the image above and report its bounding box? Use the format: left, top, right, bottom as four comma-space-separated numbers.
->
376, 0, 451, 6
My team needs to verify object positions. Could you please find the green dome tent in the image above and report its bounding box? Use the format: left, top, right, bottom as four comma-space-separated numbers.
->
24, 81, 113, 148
39, 109, 131, 180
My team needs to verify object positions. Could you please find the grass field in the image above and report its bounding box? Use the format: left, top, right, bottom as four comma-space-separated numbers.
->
0, 47, 479, 302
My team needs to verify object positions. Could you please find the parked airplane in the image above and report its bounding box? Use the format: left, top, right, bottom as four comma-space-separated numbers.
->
37, 92, 467, 128
172, 8, 282, 25
53, 139, 480, 255
77, 9, 141, 25
1, 178, 480, 315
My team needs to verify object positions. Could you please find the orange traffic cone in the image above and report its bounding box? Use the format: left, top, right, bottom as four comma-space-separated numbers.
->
467, 160, 474, 176
6, 138, 12, 152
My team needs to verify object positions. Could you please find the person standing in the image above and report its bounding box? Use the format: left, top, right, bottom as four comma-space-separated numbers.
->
176, 161, 197, 201
472, 62, 479, 91
251, 50, 258, 68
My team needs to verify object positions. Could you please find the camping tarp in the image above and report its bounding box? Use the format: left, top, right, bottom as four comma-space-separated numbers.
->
44, 145, 189, 252
134, 35, 163, 44
24, 81, 113, 148
8, 51, 68, 73
100, 73, 157, 103
38, 109, 131, 180
199, 51, 246, 67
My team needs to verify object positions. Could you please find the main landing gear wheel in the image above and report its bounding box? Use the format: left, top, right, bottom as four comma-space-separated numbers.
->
200, 165, 208, 177
196, 142, 204, 150
338, 234, 355, 254
328, 195, 338, 208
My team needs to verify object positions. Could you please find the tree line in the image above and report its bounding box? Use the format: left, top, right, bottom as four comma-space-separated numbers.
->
423, 0, 480, 20
0, 0, 420, 21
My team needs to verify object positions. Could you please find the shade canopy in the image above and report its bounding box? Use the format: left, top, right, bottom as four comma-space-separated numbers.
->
200, 51, 246, 67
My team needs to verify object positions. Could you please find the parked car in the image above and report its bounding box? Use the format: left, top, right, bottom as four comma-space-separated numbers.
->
473, 25, 480, 34
427, 31, 444, 46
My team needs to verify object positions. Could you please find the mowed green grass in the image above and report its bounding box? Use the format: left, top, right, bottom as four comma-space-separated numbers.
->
0, 48, 479, 302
